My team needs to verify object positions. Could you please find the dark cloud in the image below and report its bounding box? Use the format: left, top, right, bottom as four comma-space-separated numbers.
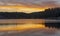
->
40, 1, 60, 8
0, 0, 59, 8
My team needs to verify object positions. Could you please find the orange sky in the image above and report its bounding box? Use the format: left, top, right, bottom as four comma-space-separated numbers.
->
0, 5, 49, 13
0, 0, 59, 13
0, 5, 59, 13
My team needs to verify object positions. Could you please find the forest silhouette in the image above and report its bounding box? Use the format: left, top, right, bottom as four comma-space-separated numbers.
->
0, 8, 59, 19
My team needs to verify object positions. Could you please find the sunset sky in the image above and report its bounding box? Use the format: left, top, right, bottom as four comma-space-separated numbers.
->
0, 0, 60, 13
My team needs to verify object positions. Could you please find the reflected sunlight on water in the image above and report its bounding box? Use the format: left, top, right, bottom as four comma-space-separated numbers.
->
0, 24, 59, 36
0, 19, 60, 36
0, 24, 45, 31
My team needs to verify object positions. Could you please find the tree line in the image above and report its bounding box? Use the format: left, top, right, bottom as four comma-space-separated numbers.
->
0, 8, 60, 19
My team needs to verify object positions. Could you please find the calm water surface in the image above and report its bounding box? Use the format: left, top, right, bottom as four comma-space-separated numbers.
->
0, 19, 60, 36
0, 24, 60, 36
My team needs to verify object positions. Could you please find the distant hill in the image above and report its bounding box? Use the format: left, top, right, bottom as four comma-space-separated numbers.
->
0, 8, 60, 19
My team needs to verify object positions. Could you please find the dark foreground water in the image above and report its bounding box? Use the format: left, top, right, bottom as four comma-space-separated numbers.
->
0, 24, 60, 36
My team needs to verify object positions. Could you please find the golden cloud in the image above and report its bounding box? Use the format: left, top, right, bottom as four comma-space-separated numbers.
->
0, 6, 47, 13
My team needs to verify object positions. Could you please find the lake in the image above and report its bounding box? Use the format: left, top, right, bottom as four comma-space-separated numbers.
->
0, 19, 60, 36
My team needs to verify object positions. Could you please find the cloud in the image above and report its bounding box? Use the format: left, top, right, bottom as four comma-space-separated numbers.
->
40, 1, 60, 8
0, 0, 60, 8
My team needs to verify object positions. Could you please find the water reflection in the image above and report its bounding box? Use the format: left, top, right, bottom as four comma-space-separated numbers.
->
0, 23, 60, 30
0, 24, 45, 31
0, 23, 60, 36
45, 23, 60, 29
